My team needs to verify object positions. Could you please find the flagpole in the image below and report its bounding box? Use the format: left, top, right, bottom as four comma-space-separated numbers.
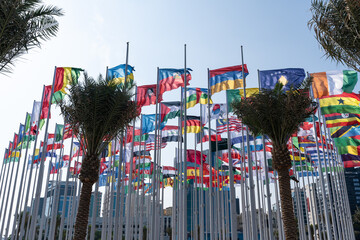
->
125, 86, 137, 240
10, 113, 33, 240
0, 133, 19, 239
226, 88, 238, 240
199, 106, 205, 240
308, 85, 333, 240
207, 68, 215, 240
19, 96, 45, 240
58, 135, 75, 240
4, 124, 27, 240
29, 66, 57, 240
182, 44, 189, 239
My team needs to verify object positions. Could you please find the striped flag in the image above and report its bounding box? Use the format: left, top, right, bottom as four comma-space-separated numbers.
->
186, 87, 212, 109
216, 117, 243, 133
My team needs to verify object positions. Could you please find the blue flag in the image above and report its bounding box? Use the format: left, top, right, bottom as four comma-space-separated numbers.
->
259, 68, 305, 91
142, 114, 157, 134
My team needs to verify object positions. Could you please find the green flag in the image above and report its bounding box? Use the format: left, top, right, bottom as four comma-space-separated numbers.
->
55, 124, 64, 142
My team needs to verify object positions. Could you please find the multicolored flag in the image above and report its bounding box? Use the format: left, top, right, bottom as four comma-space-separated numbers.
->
186, 88, 212, 109
209, 65, 249, 94
107, 64, 134, 87
183, 116, 201, 134
226, 88, 259, 112
163, 166, 177, 177
159, 68, 192, 94
136, 84, 162, 107
311, 70, 358, 99
53, 67, 83, 103
160, 102, 181, 124
196, 127, 221, 143
162, 126, 182, 143
325, 113, 360, 128
201, 103, 227, 125
216, 117, 243, 134
319, 92, 360, 115
259, 68, 305, 91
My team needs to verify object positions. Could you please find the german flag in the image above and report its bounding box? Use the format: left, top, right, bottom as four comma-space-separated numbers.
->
182, 116, 201, 134
325, 113, 360, 128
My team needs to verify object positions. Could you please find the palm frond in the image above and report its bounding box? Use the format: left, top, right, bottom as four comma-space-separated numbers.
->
59, 73, 138, 157
232, 78, 317, 147
0, 0, 63, 74
309, 0, 360, 72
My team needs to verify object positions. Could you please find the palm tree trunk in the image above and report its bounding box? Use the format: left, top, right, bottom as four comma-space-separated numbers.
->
277, 167, 298, 240
273, 145, 298, 240
73, 181, 93, 240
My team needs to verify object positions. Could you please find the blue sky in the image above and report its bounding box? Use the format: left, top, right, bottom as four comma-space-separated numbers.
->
0, 0, 352, 207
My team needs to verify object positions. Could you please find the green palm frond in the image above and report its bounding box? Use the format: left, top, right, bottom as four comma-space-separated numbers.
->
59, 73, 138, 157
309, 0, 360, 72
232, 78, 317, 147
0, 0, 63, 74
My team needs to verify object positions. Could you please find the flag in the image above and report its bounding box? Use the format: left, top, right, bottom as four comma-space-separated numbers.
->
160, 102, 181, 124
216, 117, 243, 134
55, 124, 64, 142
226, 88, 259, 112
201, 103, 227, 125
136, 84, 162, 107
319, 92, 360, 115
343, 160, 360, 168
142, 114, 157, 134
329, 125, 356, 138
63, 124, 73, 140
336, 145, 360, 155
325, 113, 360, 128
53, 67, 83, 103
186, 150, 207, 164
183, 116, 201, 134
163, 166, 177, 177
333, 137, 360, 148
259, 68, 305, 91
162, 127, 182, 143
30, 101, 44, 135
158, 68, 192, 94
296, 122, 315, 137
186, 88, 212, 109
40, 85, 52, 120
341, 154, 360, 162
196, 127, 221, 143
41, 135, 64, 152
209, 65, 249, 94
311, 70, 358, 99
107, 64, 134, 87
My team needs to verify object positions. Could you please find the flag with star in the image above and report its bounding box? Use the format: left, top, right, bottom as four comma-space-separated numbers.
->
259, 68, 305, 91
319, 92, 360, 115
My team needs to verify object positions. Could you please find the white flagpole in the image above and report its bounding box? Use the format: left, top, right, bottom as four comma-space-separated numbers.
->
113, 133, 123, 240
3, 120, 27, 239
19, 96, 45, 240
199, 106, 205, 240
58, 135, 75, 240
182, 44, 189, 239
225, 91, 238, 240
10, 113, 33, 240
207, 68, 214, 240
124, 92, 137, 240
0, 135, 18, 238
308, 77, 333, 240
240, 46, 257, 239
29, 66, 57, 240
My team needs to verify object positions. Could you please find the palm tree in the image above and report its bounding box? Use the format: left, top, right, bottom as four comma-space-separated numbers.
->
309, 0, 360, 72
59, 73, 138, 240
232, 80, 317, 240
0, 0, 63, 74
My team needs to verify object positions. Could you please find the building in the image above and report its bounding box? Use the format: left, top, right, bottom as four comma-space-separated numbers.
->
45, 181, 102, 219
344, 167, 360, 215
292, 187, 308, 225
